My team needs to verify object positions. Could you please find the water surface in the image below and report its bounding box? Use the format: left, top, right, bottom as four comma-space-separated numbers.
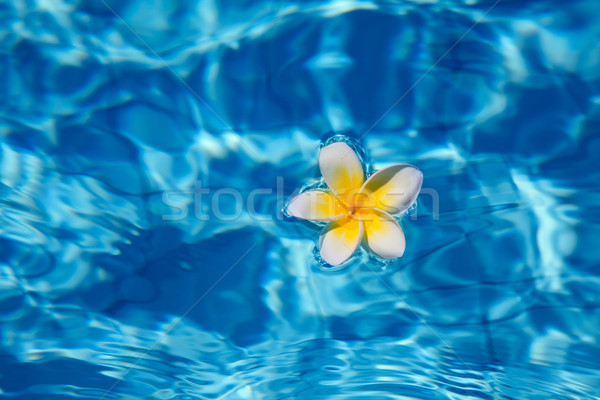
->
1, 0, 600, 399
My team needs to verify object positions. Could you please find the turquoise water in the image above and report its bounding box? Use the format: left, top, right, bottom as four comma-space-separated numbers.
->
1, 0, 600, 399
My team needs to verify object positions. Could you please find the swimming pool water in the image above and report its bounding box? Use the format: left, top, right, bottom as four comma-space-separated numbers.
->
1, 0, 600, 399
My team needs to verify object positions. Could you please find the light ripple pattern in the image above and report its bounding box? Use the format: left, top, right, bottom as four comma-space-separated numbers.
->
1, 0, 600, 399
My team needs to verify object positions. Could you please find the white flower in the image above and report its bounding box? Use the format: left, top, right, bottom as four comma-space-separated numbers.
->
287, 142, 423, 266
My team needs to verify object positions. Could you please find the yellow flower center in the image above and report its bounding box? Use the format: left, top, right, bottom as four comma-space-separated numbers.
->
343, 190, 376, 218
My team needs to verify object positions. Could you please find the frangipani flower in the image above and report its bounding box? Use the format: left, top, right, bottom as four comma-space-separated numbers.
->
287, 142, 423, 266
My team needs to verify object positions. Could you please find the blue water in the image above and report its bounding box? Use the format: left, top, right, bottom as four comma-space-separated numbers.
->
1, 0, 600, 399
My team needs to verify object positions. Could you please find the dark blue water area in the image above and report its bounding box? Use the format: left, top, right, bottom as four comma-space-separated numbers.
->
1, 0, 600, 399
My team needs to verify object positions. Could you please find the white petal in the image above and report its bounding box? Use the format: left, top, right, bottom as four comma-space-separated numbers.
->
286, 190, 346, 221
318, 216, 363, 266
319, 142, 365, 202
362, 208, 406, 259
360, 164, 423, 215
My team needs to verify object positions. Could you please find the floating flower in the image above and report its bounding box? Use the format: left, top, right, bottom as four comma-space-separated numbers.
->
286, 141, 423, 266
